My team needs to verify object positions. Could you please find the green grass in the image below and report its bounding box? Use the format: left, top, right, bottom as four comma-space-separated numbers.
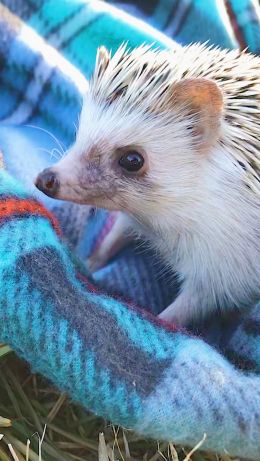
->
0, 347, 237, 461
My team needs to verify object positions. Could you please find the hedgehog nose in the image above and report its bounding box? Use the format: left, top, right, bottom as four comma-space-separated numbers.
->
35, 168, 60, 198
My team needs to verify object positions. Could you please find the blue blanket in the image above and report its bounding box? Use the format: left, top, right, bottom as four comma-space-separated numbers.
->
0, 0, 260, 458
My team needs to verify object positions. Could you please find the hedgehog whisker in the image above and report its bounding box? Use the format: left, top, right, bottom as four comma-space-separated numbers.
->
36, 147, 62, 161
25, 124, 66, 155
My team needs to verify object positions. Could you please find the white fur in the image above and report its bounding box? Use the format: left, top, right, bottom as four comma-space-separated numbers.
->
50, 44, 260, 325
75, 93, 260, 324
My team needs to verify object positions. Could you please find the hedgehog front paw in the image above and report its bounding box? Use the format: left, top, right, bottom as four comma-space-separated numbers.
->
87, 212, 133, 273
158, 291, 198, 327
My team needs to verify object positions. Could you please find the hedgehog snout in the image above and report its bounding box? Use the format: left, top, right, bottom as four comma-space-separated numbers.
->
35, 168, 60, 198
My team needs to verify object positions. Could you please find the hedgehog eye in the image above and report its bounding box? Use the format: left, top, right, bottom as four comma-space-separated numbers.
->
118, 150, 144, 173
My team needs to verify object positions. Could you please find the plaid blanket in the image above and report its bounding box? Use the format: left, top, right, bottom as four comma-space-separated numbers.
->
0, 0, 260, 459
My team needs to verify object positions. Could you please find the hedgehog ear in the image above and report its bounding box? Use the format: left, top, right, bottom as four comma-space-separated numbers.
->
171, 78, 223, 153
96, 46, 110, 76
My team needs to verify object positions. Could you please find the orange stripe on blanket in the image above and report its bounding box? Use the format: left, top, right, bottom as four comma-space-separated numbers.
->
0, 197, 61, 235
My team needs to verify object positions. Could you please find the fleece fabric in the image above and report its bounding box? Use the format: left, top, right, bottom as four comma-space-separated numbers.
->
0, 0, 259, 459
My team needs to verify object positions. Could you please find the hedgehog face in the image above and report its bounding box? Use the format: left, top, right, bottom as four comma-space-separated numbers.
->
35, 45, 224, 223
34, 92, 198, 214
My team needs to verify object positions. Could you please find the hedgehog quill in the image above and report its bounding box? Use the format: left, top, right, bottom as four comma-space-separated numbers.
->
35, 43, 260, 326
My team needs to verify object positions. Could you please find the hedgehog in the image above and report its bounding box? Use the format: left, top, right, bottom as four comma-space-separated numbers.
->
35, 43, 260, 326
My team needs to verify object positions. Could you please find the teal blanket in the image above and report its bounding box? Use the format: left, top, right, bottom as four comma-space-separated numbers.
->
0, 1, 260, 459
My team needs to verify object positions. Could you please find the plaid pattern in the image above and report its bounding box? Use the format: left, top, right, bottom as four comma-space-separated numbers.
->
0, 169, 260, 460
0, 0, 259, 458
224, 0, 260, 54
0, 0, 259, 144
